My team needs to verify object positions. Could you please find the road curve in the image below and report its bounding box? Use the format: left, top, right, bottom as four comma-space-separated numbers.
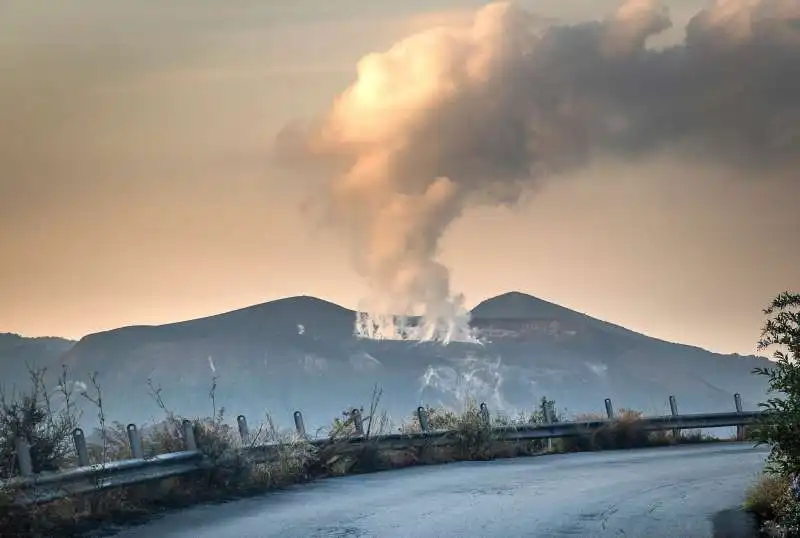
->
106, 443, 767, 538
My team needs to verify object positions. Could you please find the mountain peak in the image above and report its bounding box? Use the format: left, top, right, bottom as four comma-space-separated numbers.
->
470, 291, 571, 320
263, 295, 351, 311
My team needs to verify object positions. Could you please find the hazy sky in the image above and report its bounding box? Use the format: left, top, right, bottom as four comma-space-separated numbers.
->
1, 0, 798, 356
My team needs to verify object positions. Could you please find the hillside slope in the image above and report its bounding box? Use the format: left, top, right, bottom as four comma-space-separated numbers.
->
0, 333, 76, 389
53, 292, 770, 431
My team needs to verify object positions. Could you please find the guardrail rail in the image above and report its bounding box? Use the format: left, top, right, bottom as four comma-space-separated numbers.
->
1, 392, 767, 505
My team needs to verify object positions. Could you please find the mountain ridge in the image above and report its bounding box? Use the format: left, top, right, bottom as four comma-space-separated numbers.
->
65, 292, 761, 360
1, 292, 771, 432
0, 332, 76, 385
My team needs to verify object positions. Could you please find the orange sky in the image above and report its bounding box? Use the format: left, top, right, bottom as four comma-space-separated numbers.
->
1, 0, 797, 356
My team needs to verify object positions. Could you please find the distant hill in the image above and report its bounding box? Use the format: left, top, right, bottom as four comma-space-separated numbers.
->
0, 333, 76, 389
46, 292, 772, 433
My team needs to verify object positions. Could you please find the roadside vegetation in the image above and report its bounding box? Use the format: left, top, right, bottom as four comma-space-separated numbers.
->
0, 365, 726, 537
743, 292, 800, 537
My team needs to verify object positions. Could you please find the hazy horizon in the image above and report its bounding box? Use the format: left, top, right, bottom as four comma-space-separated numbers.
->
2, 0, 798, 356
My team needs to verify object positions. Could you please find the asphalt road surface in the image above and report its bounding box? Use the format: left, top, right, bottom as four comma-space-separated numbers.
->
107, 443, 768, 538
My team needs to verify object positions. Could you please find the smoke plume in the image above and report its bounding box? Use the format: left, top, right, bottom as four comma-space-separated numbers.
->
275, 0, 800, 340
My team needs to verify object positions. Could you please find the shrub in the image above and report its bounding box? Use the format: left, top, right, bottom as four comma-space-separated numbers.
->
774, 479, 800, 536
559, 409, 665, 451
314, 385, 397, 476
747, 291, 800, 536
327, 385, 390, 441
446, 401, 496, 460
397, 400, 497, 460
751, 292, 800, 477
0, 367, 78, 478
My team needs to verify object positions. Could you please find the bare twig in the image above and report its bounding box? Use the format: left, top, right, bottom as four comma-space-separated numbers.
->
79, 372, 107, 465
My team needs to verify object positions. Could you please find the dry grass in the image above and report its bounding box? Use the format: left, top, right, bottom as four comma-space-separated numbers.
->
552, 409, 721, 452
744, 473, 789, 521
743, 473, 800, 537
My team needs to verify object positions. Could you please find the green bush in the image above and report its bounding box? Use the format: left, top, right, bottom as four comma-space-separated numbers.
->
751, 292, 800, 477
748, 291, 800, 535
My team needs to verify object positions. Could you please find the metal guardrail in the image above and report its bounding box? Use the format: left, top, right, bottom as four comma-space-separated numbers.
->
1, 393, 767, 506
4, 450, 207, 505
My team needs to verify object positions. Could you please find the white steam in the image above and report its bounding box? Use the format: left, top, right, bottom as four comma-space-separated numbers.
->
419, 355, 509, 411
354, 309, 478, 344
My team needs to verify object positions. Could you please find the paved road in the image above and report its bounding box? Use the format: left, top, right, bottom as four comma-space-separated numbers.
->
107, 443, 767, 538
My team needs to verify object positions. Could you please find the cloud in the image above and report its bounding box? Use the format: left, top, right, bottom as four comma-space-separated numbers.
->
275, 0, 800, 338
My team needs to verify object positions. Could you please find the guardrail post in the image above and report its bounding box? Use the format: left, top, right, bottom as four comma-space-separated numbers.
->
351, 408, 364, 435
15, 437, 33, 477
604, 398, 615, 419
544, 401, 555, 451
417, 406, 429, 432
71, 427, 92, 513
73, 428, 90, 467
294, 411, 306, 437
127, 424, 144, 459
669, 395, 680, 441
237, 415, 250, 444
182, 419, 197, 450
734, 393, 744, 441
479, 402, 490, 425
